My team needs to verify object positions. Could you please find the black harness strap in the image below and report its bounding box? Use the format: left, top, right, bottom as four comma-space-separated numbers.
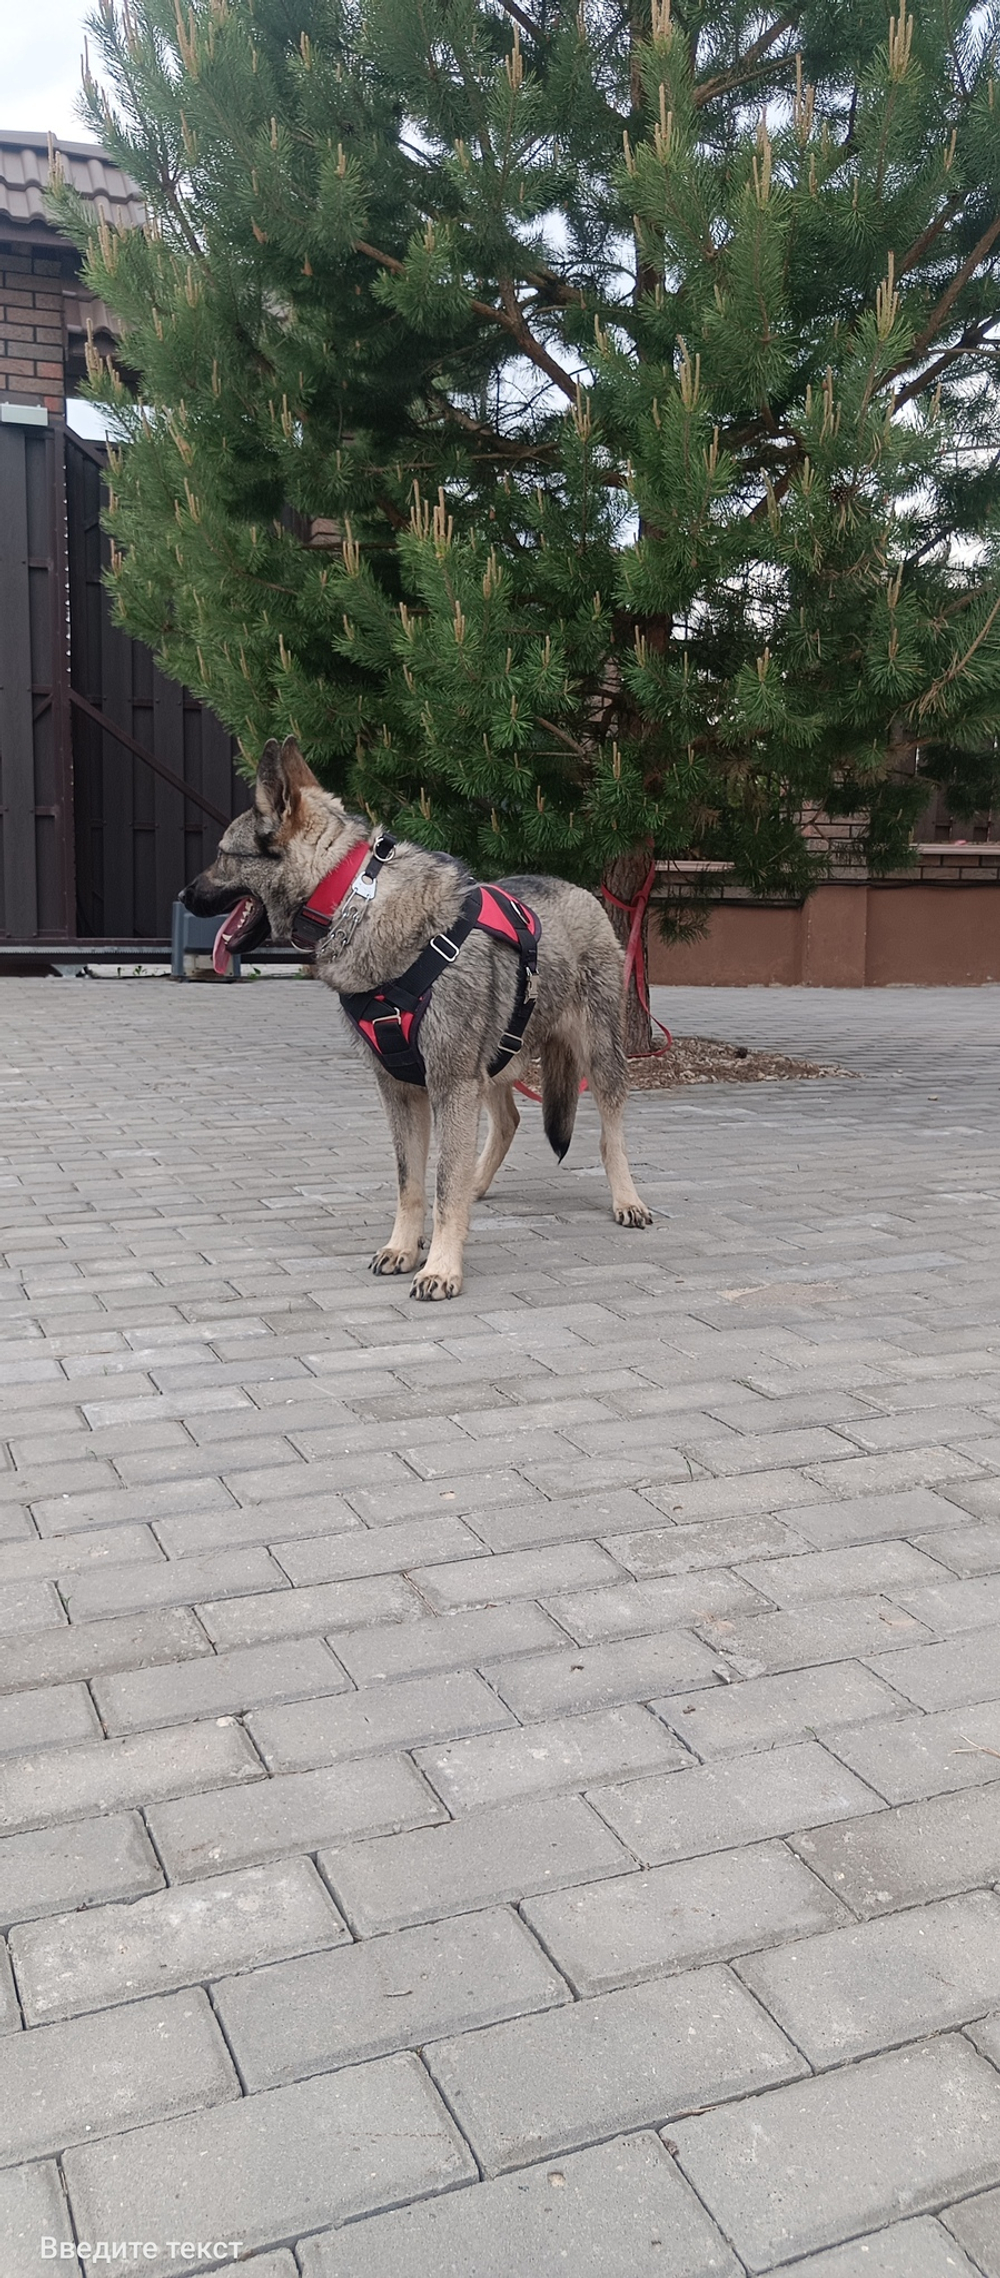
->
340, 884, 541, 1088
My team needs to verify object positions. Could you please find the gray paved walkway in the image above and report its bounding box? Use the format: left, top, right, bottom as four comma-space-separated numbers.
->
1, 975, 1000, 2277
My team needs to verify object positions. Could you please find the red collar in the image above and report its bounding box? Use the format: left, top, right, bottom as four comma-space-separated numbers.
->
299, 840, 371, 929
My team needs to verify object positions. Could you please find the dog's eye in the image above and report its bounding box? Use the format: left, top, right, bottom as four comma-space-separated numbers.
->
253, 838, 282, 860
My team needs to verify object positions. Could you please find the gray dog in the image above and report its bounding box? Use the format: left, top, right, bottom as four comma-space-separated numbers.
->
181, 737, 651, 1299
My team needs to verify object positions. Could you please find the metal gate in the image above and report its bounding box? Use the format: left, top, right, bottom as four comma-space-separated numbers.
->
0, 415, 74, 941
0, 416, 248, 948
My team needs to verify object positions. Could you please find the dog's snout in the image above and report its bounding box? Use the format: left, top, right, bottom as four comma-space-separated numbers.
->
180, 870, 236, 917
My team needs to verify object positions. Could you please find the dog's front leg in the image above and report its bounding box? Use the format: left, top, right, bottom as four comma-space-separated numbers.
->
411, 1080, 481, 1301
371, 1074, 431, 1276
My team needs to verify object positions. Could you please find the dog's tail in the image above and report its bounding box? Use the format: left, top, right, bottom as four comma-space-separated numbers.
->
540, 1033, 581, 1162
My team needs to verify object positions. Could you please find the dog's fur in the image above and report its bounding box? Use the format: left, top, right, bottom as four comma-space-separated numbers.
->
182, 738, 651, 1299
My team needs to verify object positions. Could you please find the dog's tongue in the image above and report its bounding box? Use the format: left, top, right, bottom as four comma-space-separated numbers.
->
213, 896, 264, 977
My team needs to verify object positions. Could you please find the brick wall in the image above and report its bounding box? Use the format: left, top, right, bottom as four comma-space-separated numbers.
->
0, 247, 70, 411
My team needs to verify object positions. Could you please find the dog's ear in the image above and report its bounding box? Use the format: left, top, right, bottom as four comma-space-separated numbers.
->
255, 737, 319, 840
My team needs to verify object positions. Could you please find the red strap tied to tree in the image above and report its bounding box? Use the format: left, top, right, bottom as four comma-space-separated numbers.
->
512, 862, 670, 1102
600, 862, 673, 1052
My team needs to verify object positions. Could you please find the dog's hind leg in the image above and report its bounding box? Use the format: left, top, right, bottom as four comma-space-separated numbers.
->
412, 1080, 481, 1299
473, 1079, 520, 1200
371, 1074, 431, 1275
584, 985, 654, 1229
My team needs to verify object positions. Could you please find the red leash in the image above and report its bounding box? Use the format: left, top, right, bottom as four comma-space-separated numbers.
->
512, 863, 671, 1102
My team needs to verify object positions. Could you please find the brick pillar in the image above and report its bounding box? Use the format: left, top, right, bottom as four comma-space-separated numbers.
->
0, 250, 68, 412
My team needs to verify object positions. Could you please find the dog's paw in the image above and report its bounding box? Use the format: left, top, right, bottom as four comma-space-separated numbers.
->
371, 1244, 421, 1276
410, 1267, 463, 1301
614, 1198, 654, 1227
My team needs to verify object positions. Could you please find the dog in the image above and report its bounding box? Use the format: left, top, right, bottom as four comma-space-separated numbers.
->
181, 737, 652, 1299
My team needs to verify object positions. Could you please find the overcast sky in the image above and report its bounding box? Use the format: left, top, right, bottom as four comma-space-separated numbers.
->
2, 0, 95, 143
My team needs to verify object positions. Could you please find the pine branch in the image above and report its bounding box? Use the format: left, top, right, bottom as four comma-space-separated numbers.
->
910, 213, 1000, 361
917, 595, 1000, 718
693, 13, 801, 109
891, 319, 999, 411
895, 194, 965, 282
497, 278, 580, 402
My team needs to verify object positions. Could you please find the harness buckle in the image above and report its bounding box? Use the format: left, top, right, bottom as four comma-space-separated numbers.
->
429, 933, 461, 963
370, 1010, 403, 1027
350, 873, 377, 902
371, 835, 396, 863
498, 1031, 525, 1054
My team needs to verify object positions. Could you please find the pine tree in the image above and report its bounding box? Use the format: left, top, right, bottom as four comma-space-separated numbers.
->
59, 0, 1000, 1047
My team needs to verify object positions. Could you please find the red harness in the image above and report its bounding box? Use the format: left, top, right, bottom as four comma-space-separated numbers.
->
289, 835, 542, 1086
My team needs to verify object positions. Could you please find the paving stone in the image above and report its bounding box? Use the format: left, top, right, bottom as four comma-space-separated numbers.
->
62, 2053, 474, 2276
0, 1681, 99, 1755
0, 1523, 161, 1584
250, 1668, 514, 1771
60, 1545, 288, 1622
148, 1752, 444, 1878
93, 1637, 349, 1733
9, 1857, 347, 2023
0, 1720, 262, 1836
269, 1512, 485, 1584
803, 1449, 982, 1501
416, 1702, 686, 1811
792, 1785, 1000, 1915
112, 1435, 301, 1485
640, 1471, 832, 1526
425, 1964, 803, 2175
789, 1487, 979, 1550
736, 1541, 947, 1608
942, 1479, 1000, 1523
483, 1629, 720, 1720
0, 2161, 80, 2278
776, 2220, 981, 2278
0, 1988, 237, 2166
658, 1661, 905, 1759
671, 2037, 1000, 2274
869, 1627, 1000, 1712
214, 1905, 568, 2087
591, 1738, 882, 1864
522, 1839, 847, 1994
468, 1486, 673, 1552
0, 1608, 212, 1693
0, 1579, 65, 1634
604, 1514, 809, 1577
32, 1478, 235, 1535
893, 1574, 1000, 1637
913, 1523, 1000, 1576
333, 1600, 565, 1682
0, 1811, 161, 1927
944, 2189, 1000, 2278
298, 2131, 740, 2278
197, 1572, 424, 1648
738, 1889, 1000, 2063
213, 2259, 297, 2278
544, 1572, 770, 1646
322, 1793, 632, 1934
343, 1468, 541, 1528
709, 1593, 931, 1676
409, 1541, 622, 1610
154, 1497, 363, 1554
824, 1697, 1000, 1804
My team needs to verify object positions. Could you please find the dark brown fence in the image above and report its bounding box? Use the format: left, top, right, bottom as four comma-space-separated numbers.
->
0, 416, 248, 948
0, 415, 74, 940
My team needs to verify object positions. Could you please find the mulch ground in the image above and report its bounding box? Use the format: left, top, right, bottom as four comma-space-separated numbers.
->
519, 1034, 856, 1092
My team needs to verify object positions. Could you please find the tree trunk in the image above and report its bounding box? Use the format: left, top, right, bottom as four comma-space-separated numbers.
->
602, 848, 654, 1058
